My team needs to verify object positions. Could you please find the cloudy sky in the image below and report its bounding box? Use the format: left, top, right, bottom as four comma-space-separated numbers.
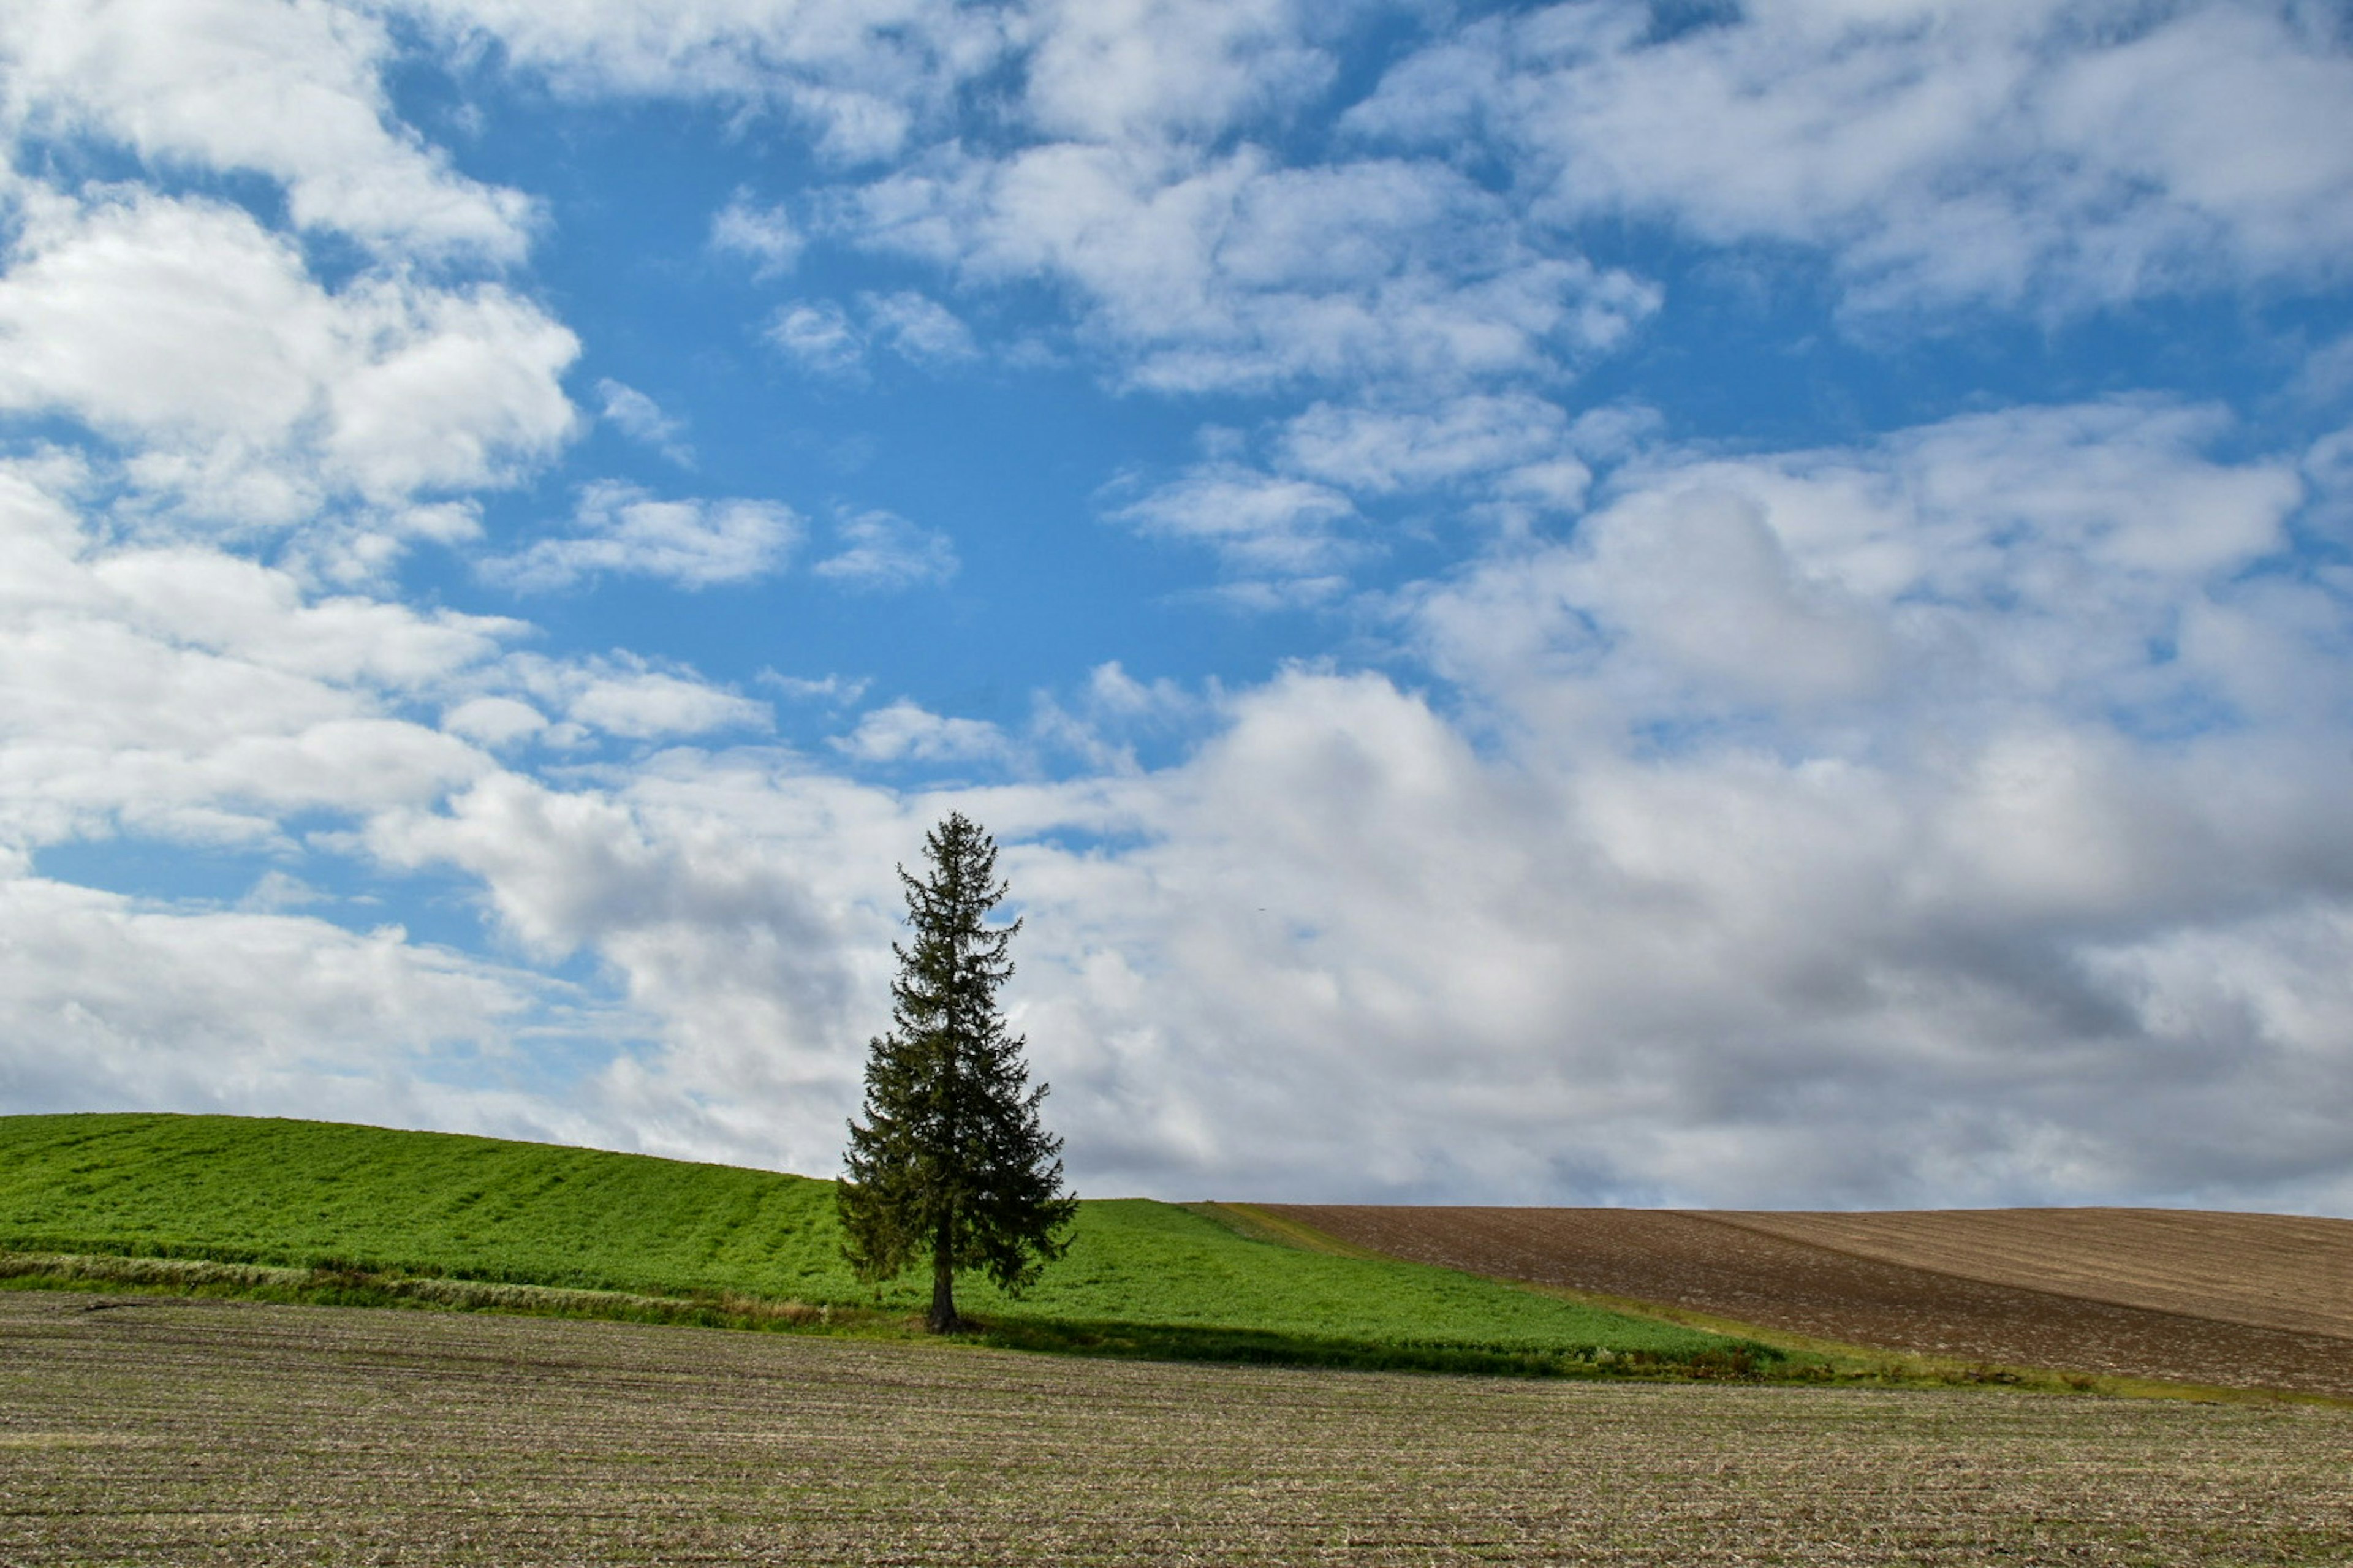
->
3, 0, 2350, 1211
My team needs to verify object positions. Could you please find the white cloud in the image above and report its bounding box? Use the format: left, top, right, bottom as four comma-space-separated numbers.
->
0, 461, 765, 898
1417, 400, 2310, 727
1018, 0, 1333, 143
338, 493, 2353, 1206
858, 289, 977, 365
238, 868, 327, 912
564, 670, 768, 742
1082, 659, 1199, 724
811, 507, 957, 589
759, 671, 871, 706
1280, 394, 1561, 494
483, 482, 800, 591
89, 546, 521, 689
1348, 0, 2353, 313
0, 873, 646, 1151
1577, 483, 1900, 709
1108, 463, 1358, 575
710, 191, 803, 276
765, 298, 866, 379
833, 700, 1010, 766
1030, 659, 1214, 771
847, 143, 1659, 393
85, 383, 2336, 1206
0, 0, 536, 260
1278, 392, 1592, 513
0, 459, 525, 860
483, 653, 771, 744
360, 762, 921, 1168
765, 292, 977, 377
3, 0, 2347, 1214
441, 695, 549, 749
0, 187, 578, 526
595, 379, 692, 466
398, 0, 1013, 164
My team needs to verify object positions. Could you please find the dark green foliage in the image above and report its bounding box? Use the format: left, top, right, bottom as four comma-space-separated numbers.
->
838, 812, 1076, 1330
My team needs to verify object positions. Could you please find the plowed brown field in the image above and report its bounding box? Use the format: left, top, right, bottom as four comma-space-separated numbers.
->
1268, 1206, 2353, 1398
1712, 1208, 2353, 1339
6, 1292, 2351, 1565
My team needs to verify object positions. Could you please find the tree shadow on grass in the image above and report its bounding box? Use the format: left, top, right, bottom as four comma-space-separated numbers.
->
972, 1314, 1790, 1381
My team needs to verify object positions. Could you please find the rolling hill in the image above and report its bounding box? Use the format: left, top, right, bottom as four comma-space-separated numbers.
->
0, 1112, 1741, 1374
13, 1111, 2341, 1394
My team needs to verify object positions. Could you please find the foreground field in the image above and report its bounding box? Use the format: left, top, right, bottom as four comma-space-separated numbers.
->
0, 1113, 1737, 1371
4, 1292, 2349, 1567
1274, 1206, 2353, 1398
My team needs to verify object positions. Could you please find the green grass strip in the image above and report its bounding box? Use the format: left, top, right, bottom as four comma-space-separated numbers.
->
1, 1112, 1770, 1376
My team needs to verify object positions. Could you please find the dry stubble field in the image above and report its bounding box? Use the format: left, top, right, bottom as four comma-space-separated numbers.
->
4, 1291, 2351, 1566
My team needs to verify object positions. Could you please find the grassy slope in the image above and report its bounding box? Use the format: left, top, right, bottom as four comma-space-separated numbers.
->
0, 1112, 1735, 1365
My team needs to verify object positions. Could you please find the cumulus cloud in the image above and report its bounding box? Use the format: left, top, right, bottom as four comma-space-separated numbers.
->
311, 401, 2353, 1209
3, 0, 2347, 1215
0, 0, 536, 260
1347, 0, 2353, 313
397, 0, 1011, 164
361, 762, 918, 1165
0, 452, 779, 1153
847, 144, 1659, 393
766, 299, 868, 379
483, 482, 799, 591
857, 289, 978, 365
1018, 0, 1333, 143
441, 695, 549, 749
1108, 463, 1358, 577
0, 874, 655, 1153
1105, 393, 1621, 596
811, 507, 957, 589
833, 700, 1011, 767
1417, 401, 2312, 729
759, 671, 871, 706
765, 292, 979, 377
595, 379, 692, 466
1029, 659, 1216, 771
0, 187, 578, 526
709, 191, 803, 276
1278, 393, 1582, 497
0, 459, 520, 857
25, 384, 2346, 1206
557, 667, 769, 742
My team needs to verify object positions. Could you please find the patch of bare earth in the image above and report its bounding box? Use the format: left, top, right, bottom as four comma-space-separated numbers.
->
1270, 1206, 2353, 1398
1713, 1209, 2353, 1339
4, 1293, 2350, 1566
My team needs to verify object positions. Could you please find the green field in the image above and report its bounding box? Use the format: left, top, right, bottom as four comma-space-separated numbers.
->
0, 1112, 1747, 1374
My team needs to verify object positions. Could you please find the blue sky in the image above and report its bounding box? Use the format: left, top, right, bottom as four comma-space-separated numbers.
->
4, 0, 2352, 1210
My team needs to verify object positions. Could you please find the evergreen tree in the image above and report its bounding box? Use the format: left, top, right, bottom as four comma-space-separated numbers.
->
838, 811, 1075, 1331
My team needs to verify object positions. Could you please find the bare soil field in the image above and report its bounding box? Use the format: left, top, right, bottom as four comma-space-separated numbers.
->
4, 1292, 2350, 1566
1271, 1206, 2353, 1399
1713, 1208, 2353, 1339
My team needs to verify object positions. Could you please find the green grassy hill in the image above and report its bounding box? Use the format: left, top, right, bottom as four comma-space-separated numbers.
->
0, 1112, 1755, 1374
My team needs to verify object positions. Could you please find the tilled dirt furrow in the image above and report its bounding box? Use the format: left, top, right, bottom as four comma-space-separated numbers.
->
3, 1292, 2349, 1565
1709, 1208, 2353, 1340
1267, 1205, 2353, 1397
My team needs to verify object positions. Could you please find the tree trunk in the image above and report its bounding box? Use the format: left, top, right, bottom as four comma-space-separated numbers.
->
927, 1213, 960, 1333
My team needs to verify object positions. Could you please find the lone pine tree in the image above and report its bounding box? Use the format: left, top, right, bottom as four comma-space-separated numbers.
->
838, 811, 1075, 1332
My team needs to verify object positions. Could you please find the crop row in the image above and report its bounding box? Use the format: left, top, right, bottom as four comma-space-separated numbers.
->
6, 1291, 2349, 1566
